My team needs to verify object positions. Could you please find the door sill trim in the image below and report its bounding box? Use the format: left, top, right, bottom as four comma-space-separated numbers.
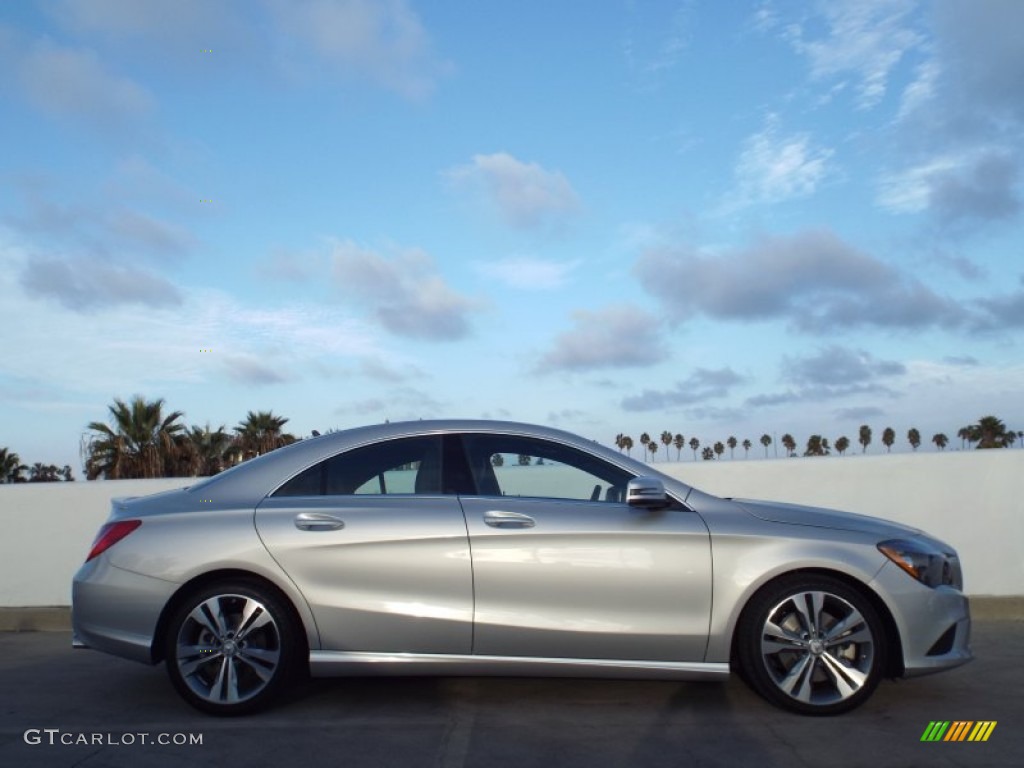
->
309, 650, 729, 680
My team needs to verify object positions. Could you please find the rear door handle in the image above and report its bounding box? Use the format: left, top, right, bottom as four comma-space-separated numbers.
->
483, 510, 535, 529
294, 512, 345, 531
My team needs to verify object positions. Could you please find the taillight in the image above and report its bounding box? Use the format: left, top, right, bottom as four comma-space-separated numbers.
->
86, 520, 142, 562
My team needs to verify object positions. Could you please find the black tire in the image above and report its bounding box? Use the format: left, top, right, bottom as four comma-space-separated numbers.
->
736, 574, 886, 715
164, 581, 300, 715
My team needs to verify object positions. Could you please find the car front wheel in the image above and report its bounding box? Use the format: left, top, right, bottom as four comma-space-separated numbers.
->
737, 575, 886, 715
164, 582, 299, 715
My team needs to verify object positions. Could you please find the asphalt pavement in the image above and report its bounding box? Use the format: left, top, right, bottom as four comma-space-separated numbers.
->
1, 621, 1021, 768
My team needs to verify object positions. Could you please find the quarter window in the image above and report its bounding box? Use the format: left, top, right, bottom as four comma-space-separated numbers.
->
272, 436, 443, 496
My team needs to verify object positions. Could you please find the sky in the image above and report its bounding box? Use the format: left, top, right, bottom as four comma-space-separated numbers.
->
1, 0, 1023, 474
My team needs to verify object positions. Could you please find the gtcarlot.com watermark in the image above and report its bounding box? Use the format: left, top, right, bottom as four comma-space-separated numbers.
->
24, 729, 202, 747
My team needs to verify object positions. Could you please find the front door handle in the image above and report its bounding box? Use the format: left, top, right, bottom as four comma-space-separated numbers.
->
294, 512, 345, 531
483, 510, 535, 529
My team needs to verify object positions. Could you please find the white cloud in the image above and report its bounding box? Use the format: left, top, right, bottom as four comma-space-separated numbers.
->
20, 255, 183, 311
330, 240, 478, 340
223, 355, 288, 386
267, 0, 447, 99
0, 238, 381, 397
622, 368, 746, 412
446, 153, 580, 230
878, 149, 1020, 223
897, 58, 940, 120
733, 117, 833, 206
634, 229, 968, 333
535, 305, 667, 373
781, 0, 923, 109
18, 39, 154, 123
877, 157, 958, 213
50, 0, 240, 46
474, 256, 580, 290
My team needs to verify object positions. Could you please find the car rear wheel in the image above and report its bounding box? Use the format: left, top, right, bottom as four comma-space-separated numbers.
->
164, 582, 299, 715
737, 575, 886, 715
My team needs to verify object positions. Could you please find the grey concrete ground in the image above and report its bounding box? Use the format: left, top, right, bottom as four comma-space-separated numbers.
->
1, 622, 1021, 768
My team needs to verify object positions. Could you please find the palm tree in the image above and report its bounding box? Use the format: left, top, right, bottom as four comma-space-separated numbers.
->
835, 436, 850, 455
932, 433, 948, 451
29, 463, 63, 482
673, 433, 684, 460
742, 438, 752, 458
648, 440, 658, 462
491, 453, 505, 466
85, 396, 188, 479
781, 434, 796, 457
858, 425, 872, 453
701, 446, 715, 460
614, 433, 624, 452
660, 431, 673, 460
907, 428, 921, 451
187, 424, 234, 476
882, 427, 895, 453
1018, 430, 1023, 448
621, 436, 634, 456
0, 448, 28, 483
760, 433, 771, 457
234, 410, 297, 461
689, 437, 700, 461
713, 441, 725, 459
804, 435, 829, 456
639, 432, 651, 461
957, 426, 970, 450
968, 415, 1013, 448
726, 436, 737, 458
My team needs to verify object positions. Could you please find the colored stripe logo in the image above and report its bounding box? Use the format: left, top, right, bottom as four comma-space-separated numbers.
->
921, 721, 997, 742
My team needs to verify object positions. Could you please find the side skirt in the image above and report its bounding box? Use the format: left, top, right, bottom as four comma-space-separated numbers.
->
309, 651, 730, 681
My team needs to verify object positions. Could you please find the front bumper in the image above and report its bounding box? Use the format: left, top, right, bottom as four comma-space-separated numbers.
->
871, 561, 972, 677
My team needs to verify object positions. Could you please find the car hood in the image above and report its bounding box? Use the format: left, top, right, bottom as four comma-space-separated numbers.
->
735, 498, 922, 537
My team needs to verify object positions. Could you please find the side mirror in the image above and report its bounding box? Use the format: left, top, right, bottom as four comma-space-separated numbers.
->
626, 476, 669, 508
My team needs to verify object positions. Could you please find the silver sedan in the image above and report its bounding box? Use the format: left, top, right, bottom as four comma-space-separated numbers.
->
72, 420, 971, 716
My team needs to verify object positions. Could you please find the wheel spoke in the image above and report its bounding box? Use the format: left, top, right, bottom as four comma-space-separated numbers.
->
777, 653, 815, 703
238, 645, 280, 665
791, 591, 825, 637
237, 650, 278, 682
823, 610, 866, 644
820, 651, 868, 698
210, 656, 230, 701
235, 600, 274, 642
178, 645, 222, 676
189, 599, 226, 637
209, 657, 241, 703
762, 619, 806, 653
225, 658, 240, 702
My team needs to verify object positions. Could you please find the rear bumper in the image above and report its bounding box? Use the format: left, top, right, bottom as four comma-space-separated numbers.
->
71, 557, 177, 665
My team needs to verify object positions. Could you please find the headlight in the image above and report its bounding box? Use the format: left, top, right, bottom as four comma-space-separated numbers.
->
878, 538, 962, 589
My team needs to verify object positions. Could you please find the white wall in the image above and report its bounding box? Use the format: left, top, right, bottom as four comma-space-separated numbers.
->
0, 450, 1020, 606
0, 478, 190, 607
